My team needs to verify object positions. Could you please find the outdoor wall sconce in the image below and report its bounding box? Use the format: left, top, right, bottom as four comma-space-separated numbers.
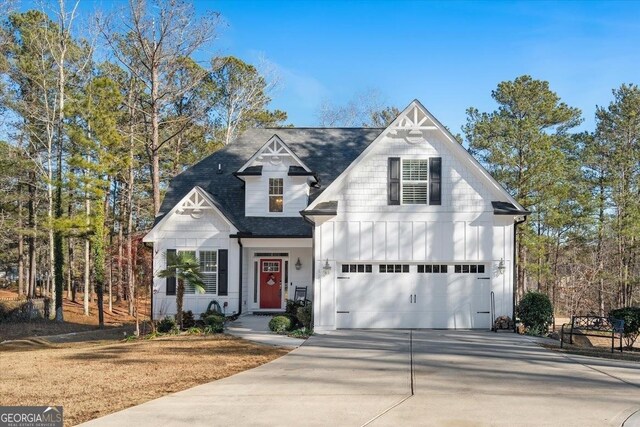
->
498, 258, 506, 275
323, 259, 331, 275
295, 257, 302, 270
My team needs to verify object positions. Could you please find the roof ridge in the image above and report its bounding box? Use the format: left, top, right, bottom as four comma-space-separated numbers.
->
260, 127, 385, 130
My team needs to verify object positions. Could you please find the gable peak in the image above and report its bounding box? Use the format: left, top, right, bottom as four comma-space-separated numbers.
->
238, 134, 311, 172
175, 186, 216, 218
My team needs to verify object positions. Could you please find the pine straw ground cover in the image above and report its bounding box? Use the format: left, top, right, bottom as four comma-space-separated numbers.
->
0, 335, 289, 426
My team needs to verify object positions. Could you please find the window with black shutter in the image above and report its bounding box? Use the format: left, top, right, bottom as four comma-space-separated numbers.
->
217, 249, 228, 296
388, 157, 400, 205
429, 157, 441, 205
166, 249, 176, 295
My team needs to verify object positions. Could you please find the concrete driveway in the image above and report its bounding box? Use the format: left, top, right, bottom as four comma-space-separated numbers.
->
83, 331, 640, 427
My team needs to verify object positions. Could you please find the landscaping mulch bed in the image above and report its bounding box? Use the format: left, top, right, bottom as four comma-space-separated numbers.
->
0, 334, 288, 426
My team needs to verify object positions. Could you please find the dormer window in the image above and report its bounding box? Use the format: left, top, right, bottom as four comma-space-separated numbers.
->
269, 178, 283, 212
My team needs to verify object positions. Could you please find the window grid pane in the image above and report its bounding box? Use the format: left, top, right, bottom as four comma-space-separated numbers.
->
269, 178, 283, 195
402, 160, 429, 181
402, 184, 428, 204
402, 160, 429, 204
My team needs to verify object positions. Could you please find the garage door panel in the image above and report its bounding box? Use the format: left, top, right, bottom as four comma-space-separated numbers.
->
336, 264, 491, 329
336, 276, 413, 313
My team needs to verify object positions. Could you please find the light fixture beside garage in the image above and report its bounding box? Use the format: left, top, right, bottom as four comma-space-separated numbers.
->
498, 258, 505, 275
295, 257, 302, 270
323, 259, 331, 275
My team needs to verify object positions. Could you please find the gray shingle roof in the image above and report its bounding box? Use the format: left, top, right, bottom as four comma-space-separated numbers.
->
155, 128, 383, 237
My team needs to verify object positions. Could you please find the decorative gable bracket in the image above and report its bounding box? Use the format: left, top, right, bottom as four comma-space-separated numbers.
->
388, 102, 438, 144
237, 135, 313, 173
176, 188, 215, 219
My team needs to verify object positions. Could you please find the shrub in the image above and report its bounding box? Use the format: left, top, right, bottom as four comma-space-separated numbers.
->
203, 314, 224, 333
288, 327, 313, 339
157, 316, 177, 333
296, 305, 312, 329
181, 310, 196, 329
516, 291, 553, 335
609, 306, 640, 349
185, 326, 203, 335
285, 299, 305, 317
268, 315, 293, 334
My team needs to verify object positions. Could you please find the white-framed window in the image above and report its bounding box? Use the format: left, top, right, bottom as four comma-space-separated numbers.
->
401, 159, 429, 204
199, 250, 218, 294
269, 178, 283, 212
177, 249, 217, 294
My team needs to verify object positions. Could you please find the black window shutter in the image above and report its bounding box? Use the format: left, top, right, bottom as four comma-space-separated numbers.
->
218, 249, 228, 296
388, 157, 401, 205
166, 249, 176, 295
429, 157, 442, 205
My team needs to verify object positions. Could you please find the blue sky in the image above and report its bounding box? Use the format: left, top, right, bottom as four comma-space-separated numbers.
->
21, 0, 640, 133
205, 0, 640, 133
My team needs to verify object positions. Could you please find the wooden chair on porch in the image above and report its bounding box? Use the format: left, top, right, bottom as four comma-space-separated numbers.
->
294, 286, 307, 305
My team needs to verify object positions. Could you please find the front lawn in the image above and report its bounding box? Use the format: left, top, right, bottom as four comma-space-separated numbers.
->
0, 335, 288, 426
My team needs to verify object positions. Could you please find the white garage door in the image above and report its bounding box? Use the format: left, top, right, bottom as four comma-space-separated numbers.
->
336, 263, 491, 329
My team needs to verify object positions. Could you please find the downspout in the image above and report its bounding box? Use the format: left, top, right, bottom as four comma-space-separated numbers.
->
237, 237, 243, 315
310, 226, 315, 328
513, 216, 527, 332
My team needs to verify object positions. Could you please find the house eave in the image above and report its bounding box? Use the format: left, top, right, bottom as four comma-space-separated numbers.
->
492, 201, 531, 216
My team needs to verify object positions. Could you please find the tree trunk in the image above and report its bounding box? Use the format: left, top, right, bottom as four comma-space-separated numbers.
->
83, 191, 90, 315
151, 66, 161, 215
28, 171, 36, 299
517, 227, 527, 300
126, 82, 136, 316
94, 200, 106, 328
596, 176, 605, 316
17, 184, 24, 296
67, 237, 74, 301
117, 183, 125, 303
176, 278, 184, 329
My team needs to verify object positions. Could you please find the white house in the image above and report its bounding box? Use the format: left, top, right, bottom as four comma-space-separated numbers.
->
143, 100, 529, 331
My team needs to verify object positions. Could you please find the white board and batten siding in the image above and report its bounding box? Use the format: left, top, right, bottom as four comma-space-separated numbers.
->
313, 123, 515, 331
151, 208, 240, 319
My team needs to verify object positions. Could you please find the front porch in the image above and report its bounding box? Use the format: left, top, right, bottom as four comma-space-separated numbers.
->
240, 238, 313, 314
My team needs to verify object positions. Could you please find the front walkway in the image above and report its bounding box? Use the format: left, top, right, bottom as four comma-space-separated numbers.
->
81, 330, 640, 427
225, 314, 305, 348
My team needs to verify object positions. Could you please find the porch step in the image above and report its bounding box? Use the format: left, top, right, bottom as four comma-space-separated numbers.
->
250, 311, 285, 316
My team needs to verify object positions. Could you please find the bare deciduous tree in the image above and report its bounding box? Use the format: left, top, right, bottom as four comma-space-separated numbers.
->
99, 0, 220, 214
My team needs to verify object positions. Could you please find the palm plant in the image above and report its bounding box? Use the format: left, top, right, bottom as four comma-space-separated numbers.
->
157, 252, 205, 329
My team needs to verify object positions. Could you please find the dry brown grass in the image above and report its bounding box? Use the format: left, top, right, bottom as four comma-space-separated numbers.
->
0, 289, 151, 342
0, 335, 288, 426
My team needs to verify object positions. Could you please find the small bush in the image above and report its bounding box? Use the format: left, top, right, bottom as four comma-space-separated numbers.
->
288, 327, 313, 339
203, 314, 224, 333
609, 306, 640, 349
185, 326, 203, 335
516, 291, 553, 335
285, 299, 305, 317
269, 315, 293, 334
181, 310, 196, 329
296, 305, 312, 329
157, 316, 177, 333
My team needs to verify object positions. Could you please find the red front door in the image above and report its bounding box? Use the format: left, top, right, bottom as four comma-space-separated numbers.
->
260, 259, 282, 309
